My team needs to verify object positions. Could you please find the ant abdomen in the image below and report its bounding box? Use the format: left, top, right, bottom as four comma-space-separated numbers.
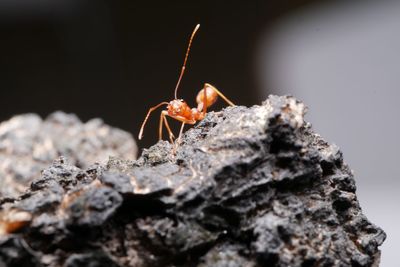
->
196, 83, 218, 109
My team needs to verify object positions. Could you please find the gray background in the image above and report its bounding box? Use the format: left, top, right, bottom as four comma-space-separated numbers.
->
258, 2, 399, 266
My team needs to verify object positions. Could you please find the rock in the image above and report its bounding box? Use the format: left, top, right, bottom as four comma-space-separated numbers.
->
0, 112, 137, 199
0, 96, 385, 267
0, 236, 41, 267
63, 251, 121, 267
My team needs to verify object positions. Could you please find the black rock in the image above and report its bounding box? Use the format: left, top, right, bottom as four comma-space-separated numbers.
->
0, 96, 385, 267
0, 236, 41, 267
64, 251, 121, 267
98, 172, 134, 194
0, 112, 137, 199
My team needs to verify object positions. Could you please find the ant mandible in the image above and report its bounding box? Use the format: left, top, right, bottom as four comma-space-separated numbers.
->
138, 24, 235, 144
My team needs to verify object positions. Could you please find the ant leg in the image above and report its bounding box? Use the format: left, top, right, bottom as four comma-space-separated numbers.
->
161, 111, 175, 143
158, 111, 164, 140
205, 83, 235, 106
163, 114, 196, 153
172, 122, 185, 154
139, 102, 169, 140
177, 122, 185, 145
201, 85, 208, 116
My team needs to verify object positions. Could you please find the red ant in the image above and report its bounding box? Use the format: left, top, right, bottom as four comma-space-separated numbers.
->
138, 24, 235, 144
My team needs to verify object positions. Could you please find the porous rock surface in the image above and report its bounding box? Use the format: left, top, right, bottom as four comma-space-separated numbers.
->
0, 96, 385, 267
0, 112, 137, 199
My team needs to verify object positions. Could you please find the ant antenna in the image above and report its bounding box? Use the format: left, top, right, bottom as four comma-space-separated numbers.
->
174, 24, 200, 99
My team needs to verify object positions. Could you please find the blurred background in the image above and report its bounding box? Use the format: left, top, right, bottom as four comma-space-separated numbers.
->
0, 1, 398, 265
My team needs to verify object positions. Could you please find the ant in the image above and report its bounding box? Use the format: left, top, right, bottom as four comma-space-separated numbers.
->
138, 24, 235, 145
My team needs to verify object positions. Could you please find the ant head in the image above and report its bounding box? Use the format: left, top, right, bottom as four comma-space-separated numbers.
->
168, 99, 190, 116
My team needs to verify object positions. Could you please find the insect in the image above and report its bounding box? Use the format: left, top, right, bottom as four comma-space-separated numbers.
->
138, 24, 235, 144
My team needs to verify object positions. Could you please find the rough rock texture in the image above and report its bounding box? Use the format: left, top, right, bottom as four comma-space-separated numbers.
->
0, 112, 137, 199
0, 96, 385, 267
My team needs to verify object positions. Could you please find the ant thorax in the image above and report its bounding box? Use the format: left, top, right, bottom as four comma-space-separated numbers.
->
168, 99, 192, 117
